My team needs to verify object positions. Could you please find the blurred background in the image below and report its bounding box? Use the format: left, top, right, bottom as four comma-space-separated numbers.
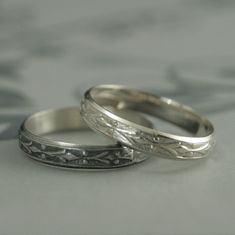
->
1, 0, 235, 140
0, 0, 235, 234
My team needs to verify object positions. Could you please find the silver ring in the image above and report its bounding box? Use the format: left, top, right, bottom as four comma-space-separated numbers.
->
18, 107, 152, 169
81, 85, 215, 160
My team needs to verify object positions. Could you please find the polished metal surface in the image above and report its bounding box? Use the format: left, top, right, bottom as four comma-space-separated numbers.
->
81, 85, 215, 159
19, 107, 152, 169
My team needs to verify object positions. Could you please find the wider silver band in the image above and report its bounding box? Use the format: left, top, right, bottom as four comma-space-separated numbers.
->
18, 107, 151, 169
81, 85, 215, 160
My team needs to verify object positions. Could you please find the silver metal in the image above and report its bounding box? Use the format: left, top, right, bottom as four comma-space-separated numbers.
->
81, 85, 215, 160
18, 107, 152, 169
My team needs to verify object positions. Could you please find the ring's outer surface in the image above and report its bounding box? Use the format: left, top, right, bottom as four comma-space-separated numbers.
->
81, 85, 215, 160
18, 107, 151, 169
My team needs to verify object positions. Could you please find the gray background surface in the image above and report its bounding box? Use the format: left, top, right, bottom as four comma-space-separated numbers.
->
0, 0, 235, 234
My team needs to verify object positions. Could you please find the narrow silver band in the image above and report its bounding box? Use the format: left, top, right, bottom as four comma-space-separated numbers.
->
18, 107, 151, 169
81, 85, 215, 160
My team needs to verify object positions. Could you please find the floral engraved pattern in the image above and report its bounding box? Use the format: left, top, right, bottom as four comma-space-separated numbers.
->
18, 129, 143, 168
81, 99, 215, 159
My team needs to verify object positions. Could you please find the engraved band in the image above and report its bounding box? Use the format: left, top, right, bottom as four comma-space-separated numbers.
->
81, 85, 215, 160
18, 107, 151, 169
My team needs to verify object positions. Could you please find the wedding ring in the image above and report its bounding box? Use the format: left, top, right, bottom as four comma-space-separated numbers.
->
18, 107, 152, 169
81, 85, 215, 160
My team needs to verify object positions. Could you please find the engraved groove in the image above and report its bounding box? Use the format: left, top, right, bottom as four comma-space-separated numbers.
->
19, 129, 142, 168
81, 99, 214, 159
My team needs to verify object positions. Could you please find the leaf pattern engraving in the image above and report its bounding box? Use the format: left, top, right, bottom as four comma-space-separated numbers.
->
81, 99, 214, 159
18, 129, 140, 168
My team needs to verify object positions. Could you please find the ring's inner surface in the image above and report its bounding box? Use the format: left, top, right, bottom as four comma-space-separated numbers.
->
25, 107, 153, 144
90, 87, 214, 137
25, 108, 86, 135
